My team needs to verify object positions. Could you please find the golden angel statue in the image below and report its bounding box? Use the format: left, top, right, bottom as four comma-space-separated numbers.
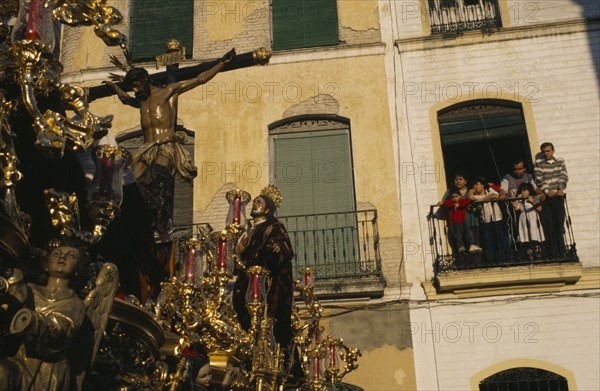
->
0, 237, 118, 390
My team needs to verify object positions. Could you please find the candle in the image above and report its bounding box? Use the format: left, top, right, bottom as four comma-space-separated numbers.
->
218, 238, 227, 270
304, 269, 313, 286
312, 356, 320, 380
232, 196, 241, 224
25, 0, 44, 41
329, 343, 336, 368
185, 249, 195, 283
250, 273, 260, 302
98, 156, 115, 199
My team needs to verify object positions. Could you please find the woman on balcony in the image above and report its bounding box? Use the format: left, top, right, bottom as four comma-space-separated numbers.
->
437, 171, 482, 253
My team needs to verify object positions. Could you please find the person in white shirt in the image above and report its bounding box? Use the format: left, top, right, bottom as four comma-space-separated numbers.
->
469, 177, 509, 260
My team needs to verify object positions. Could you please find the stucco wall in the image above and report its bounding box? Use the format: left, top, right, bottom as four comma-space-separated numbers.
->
193, 0, 271, 61
320, 303, 417, 391
61, 0, 398, 238
134, 54, 398, 237
60, 0, 383, 74
60, 0, 130, 73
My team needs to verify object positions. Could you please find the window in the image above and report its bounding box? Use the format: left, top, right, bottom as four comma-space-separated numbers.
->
438, 100, 530, 185
271, 127, 355, 217
480, 367, 569, 391
272, 0, 339, 51
270, 116, 369, 280
428, 0, 502, 35
428, 100, 580, 286
129, 0, 194, 62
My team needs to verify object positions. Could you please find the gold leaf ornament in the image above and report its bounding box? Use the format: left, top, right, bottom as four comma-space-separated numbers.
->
259, 184, 282, 209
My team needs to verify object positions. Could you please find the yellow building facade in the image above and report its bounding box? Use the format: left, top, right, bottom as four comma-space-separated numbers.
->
60, 1, 415, 389
58, 0, 600, 389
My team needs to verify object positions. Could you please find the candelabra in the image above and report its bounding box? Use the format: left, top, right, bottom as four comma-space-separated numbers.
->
148, 190, 361, 391
151, 218, 255, 389
244, 265, 287, 391
154, 225, 249, 352
293, 269, 362, 391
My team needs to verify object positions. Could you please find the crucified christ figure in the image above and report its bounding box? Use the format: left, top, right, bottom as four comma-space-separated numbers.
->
104, 48, 236, 241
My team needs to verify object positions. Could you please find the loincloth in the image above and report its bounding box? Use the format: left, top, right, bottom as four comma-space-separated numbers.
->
132, 138, 197, 182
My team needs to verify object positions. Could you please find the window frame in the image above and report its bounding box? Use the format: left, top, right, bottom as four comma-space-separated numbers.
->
427, 0, 502, 35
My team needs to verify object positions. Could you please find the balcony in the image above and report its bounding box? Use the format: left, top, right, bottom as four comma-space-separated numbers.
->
428, 0, 502, 35
172, 210, 384, 297
427, 196, 581, 294
278, 210, 382, 279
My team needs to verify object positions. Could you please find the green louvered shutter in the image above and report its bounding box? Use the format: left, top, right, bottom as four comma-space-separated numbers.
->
130, 0, 194, 62
274, 130, 354, 216
273, 129, 357, 278
272, 0, 339, 51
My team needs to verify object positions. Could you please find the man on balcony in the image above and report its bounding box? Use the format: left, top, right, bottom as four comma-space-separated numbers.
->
534, 142, 569, 257
499, 159, 544, 200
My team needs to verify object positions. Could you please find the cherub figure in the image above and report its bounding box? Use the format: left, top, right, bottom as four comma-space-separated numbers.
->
0, 237, 118, 390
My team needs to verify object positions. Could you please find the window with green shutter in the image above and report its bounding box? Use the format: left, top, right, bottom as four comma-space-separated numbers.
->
129, 0, 194, 62
272, 0, 340, 51
270, 117, 357, 279
273, 129, 355, 216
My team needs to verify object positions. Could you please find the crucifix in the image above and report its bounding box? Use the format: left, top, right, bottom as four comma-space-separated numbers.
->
99, 43, 270, 242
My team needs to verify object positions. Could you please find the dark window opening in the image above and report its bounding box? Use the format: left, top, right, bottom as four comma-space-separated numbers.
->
438, 100, 531, 186
480, 367, 569, 391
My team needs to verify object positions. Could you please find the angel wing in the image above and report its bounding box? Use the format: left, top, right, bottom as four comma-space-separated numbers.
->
70, 262, 119, 389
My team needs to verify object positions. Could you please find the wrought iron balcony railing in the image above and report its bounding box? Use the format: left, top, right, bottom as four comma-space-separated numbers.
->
171, 210, 382, 281
278, 209, 382, 280
428, 196, 578, 273
428, 0, 502, 35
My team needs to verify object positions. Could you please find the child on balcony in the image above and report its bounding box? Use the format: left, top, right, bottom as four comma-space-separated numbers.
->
512, 182, 545, 260
469, 177, 509, 260
443, 188, 474, 254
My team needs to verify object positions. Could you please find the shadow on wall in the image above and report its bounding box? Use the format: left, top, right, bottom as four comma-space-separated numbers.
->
573, 1, 600, 87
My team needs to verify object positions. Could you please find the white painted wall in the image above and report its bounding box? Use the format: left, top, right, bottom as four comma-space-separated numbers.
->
389, 2, 600, 389
393, 0, 600, 40
396, 29, 600, 282
410, 287, 600, 390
